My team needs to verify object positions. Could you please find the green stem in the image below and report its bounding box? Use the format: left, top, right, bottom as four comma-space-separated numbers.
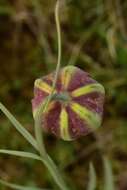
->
34, 100, 48, 156
34, 1, 70, 190
43, 0, 62, 113
53, 0, 62, 89
33, 0, 61, 158
41, 156, 69, 190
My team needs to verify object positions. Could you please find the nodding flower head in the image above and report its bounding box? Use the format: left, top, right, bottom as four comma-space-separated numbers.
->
32, 66, 105, 141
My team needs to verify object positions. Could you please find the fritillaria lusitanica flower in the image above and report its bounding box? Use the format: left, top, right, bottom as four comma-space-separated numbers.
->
32, 66, 105, 141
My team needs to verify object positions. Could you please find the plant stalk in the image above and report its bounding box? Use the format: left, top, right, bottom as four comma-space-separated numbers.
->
43, 0, 62, 113
34, 1, 70, 190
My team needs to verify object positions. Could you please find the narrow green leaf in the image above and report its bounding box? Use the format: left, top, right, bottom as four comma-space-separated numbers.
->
0, 149, 41, 161
0, 179, 48, 190
0, 149, 69, 190
87, 163, 97, 190
103, 157, 115, 190
0, 102, 38, 151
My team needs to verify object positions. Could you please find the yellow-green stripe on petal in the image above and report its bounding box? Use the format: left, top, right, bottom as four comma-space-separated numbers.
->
35, 79, 54, 94
71, 102, 101, 129
60, 108, 71, 141
61, 66, 76, 89
71, 83, 105, 97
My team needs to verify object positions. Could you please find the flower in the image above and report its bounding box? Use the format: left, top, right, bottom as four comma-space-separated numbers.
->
32, 66, 105, 141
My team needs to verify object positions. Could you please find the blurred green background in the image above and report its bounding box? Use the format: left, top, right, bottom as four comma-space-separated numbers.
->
0, 0, 127, 189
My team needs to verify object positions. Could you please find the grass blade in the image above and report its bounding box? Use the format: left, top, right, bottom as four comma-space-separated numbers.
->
103, 157, 115, 190
0, 102, 38, 151
0, 179, 47, 190
0, 149, 41, 160
0, 149, 69, 190
87, 163, 97, 190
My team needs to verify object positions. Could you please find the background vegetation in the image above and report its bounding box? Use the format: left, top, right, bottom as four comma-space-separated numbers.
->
0, 0, 127, 189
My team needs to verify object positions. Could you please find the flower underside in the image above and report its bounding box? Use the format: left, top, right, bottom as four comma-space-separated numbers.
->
32, 66, 105, 141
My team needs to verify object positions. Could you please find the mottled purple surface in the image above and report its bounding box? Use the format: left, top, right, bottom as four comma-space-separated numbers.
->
32, 87, 48, 110
67, 68, 96, 92
66, 106, 91, 139
42, 71, 62, 92
72, 92, 104, 116
32, 66, 105, 140
43, 101, 61, 137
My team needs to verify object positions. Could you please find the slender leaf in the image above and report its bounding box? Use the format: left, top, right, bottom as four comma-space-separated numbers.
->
0, 149, 69, 190
87, 163, 97, 190
0, 149, 41, 161
0, 179, 48, 190
103, 157, 115, 190
0, 102, 38, 151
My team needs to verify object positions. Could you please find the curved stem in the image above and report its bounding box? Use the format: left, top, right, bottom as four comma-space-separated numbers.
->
53, 0, 62, 89
34, 1, 70, 190
34, 0, 62, 154
43, 0, 62, 113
